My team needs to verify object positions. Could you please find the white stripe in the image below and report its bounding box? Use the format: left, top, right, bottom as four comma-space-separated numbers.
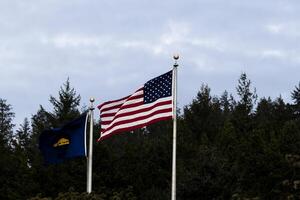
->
102, 104, 172, 130
101, 112, 172, 137
101, 124, 109, 130
101, 108, 119, 115
122, 97, 144, 106
100, 90, 143, 111
101, 116, 115, 122
100, 99, 127, 111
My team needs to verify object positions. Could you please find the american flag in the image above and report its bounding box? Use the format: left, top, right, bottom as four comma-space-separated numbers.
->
98, 70, 173, 141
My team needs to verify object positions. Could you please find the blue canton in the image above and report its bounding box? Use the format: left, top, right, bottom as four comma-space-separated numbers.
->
144, 70, 173, 104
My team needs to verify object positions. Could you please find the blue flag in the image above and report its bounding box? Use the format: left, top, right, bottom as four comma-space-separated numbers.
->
39, 113, 88, 164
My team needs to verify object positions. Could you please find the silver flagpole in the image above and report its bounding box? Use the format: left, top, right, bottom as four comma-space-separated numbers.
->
171, 54, 179, 200
87, 98, 95, 193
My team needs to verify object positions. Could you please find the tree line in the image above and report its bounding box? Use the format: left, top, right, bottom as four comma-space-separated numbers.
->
0, 73, 299, 199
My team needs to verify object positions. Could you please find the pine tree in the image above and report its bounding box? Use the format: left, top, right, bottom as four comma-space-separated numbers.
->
291, 82, 300, 117
220, 90, 230, 114
255, 97, 273, 130
236, 73, 257, 114
232, 73, 257, 134
184, 84, 212, 142
273, 96, 293, 128
291, 82, 300, 105
15, 118, 31, 150
0, 98, 15, 147
29, 106, 50, 164
49, 78, 81, 125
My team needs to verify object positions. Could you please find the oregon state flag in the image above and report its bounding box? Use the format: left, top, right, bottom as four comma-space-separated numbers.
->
39, 113, 88, 164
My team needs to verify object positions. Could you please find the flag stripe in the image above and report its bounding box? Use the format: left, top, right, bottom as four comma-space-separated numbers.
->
102, 108, 172, 133
101, 100, 172, 125
101, 104, 172, 130
101, 105, 171, 130
98, 116, 172, 141
99, 113, 172, 140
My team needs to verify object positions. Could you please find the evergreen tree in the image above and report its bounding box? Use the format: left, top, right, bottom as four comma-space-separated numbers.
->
273, 96, 293, 128
49, 78, 81, 125
0, 98, 15, 146
0, 99, 26, 200
291, 82, 300, 117
255, 97, 273, 130
15, 118, 31, 150
220, 90, 230, 115
291, 82, 300, 106
28, 106, 50, 167
232, 73, 257, 134
183, 84, 222, 143
236, 73, 257, 114
7, 118, 36, 200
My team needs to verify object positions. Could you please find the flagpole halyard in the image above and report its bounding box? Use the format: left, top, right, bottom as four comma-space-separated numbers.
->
87, 98, 95, 194
171, 54, 179, 200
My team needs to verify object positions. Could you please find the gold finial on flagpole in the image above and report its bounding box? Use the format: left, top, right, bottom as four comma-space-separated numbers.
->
173, 53, 179, 60
89, 98, 95, 110
173, 53, 179, 67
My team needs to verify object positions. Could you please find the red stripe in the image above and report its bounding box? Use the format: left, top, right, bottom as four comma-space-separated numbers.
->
100, 100, 172, 125
98, 88, 143, 110
100, 112, 116, 118
100, 94, 144, 113
101, 108, 172, 133
97, 116, 172, 142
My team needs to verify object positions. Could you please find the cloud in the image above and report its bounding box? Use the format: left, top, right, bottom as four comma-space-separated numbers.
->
40, 34, 112, 49
265, 22, 300, 38
261, 49, 286, 59
266, 24, 284, 34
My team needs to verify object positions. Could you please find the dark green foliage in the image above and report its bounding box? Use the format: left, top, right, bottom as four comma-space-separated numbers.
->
232, 73, 257, 135
236, 73, 257, 113
29, 192, 106, 200
291, 82, 300, 119
291, 82, 300, 106
15, 118, 31, 149
0, 98, 15, 146
183, 84, 223, 143
49, 78, 81, 125
0, 74, 300, 199
0, 98, 17, 199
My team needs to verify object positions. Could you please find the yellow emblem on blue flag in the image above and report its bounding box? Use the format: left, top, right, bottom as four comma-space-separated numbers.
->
53, 137, 70, 147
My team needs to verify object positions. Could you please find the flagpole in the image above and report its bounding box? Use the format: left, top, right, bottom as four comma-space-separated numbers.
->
172, 54, 179, 200
87, 98, 94, 193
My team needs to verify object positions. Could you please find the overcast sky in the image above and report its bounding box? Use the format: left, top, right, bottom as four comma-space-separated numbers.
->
1, 0, 300, 126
